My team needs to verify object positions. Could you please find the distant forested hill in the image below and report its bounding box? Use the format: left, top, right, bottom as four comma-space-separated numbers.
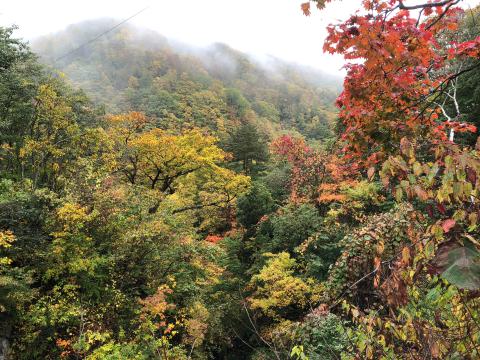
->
31, 19, 341, 140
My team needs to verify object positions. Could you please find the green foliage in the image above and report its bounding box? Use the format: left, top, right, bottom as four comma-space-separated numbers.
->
88, 343, 149, 360
261, 162, 292, 204
290, 345, 309, 360
246, 203, 336, 285
297, 227, 344, 281
225, 121, 269, 173
237, 182, 275, 228
3, 6, 480, 358
0, 27, 41, 176
295, 313, 348, 360
270, 204, 322, 252
431, 240, 480, 290
225, 88, 250, 119
32, 21, 339, 141
252, 100, 280, 122
325, 204, 421, 302
341, 277, 480, 359
0, 26, 254, 359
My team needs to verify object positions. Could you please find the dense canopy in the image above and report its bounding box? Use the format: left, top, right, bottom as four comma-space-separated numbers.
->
1, 1, 480, 359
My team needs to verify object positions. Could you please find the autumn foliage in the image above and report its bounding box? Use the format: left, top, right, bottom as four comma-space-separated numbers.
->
296, 0, 480, 358
1, 2, 480, 359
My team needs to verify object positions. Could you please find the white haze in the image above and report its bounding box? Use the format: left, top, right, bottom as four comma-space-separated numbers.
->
1, 0, 479, 75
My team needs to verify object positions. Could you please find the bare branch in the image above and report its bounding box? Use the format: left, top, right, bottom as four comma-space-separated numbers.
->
398, 0, 459, 10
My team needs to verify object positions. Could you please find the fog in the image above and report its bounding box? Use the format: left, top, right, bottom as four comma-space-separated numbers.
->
2, 0, 479, 75
1, 0, 357, 75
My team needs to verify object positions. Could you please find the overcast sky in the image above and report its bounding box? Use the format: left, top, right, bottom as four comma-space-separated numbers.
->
1, 0, 479, 75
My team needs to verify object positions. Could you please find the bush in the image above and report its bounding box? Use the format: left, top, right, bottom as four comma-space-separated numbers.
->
296, 312, 348, 360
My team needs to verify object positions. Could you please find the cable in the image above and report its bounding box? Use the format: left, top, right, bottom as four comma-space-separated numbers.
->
54, 5, 150, 62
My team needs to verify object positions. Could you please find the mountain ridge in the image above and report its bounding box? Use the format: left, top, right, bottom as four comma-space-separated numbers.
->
32, 18, 340, 140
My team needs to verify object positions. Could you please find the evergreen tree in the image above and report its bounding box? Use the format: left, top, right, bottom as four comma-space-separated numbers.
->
226, 122, 268, 174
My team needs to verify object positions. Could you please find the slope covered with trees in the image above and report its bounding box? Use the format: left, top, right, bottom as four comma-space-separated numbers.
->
32, 20, 340, 143
1, 1, 480, 359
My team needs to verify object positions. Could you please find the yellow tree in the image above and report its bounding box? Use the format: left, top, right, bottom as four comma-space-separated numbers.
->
105, 111, 149, 184
20, 83, 79, 188
106, 112, 250, 216
131, 128, 224, 192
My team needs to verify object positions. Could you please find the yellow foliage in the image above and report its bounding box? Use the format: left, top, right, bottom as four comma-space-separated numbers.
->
19, 83, 82, 188
248, 252, 320, 318
105, 111, 149, 144
56, 203, 88, 223
0, 230, 15, 266
0, 230, 15, 249
106, 112, 251, 224
53, 202, 91, 234
129, 128, 225, 191
140, 284, 175, 322
183, 301, 209, 345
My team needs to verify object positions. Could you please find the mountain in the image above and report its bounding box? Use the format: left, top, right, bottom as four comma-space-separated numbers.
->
32, 19, 341, 140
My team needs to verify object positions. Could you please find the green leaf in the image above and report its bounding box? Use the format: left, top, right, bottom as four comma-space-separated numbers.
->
431, 241, 480, 290
395, 187, 403, 202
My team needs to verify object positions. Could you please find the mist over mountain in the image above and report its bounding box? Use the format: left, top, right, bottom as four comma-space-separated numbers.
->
3, 3, 480, 359
32, 19, 341, 140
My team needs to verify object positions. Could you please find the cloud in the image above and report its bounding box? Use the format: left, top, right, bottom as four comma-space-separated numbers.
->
2, 0, 479, 75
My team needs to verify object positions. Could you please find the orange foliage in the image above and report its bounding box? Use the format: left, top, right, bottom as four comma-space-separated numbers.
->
205, 234, 223, 244
311, 0, 480, 169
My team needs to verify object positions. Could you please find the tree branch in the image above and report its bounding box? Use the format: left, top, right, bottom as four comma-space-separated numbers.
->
398, 0, 458, 10
172, 200, 225, 214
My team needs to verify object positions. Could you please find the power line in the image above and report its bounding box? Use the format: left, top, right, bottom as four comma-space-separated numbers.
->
54, 6, 150, 63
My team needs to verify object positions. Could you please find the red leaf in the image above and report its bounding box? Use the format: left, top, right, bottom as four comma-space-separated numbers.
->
414, 185, 428, 201
205, 234, 223, 244
442, 219, 456, 233
466, 167, 477, 184
437, 203, 446, 215
426, 204, 434, 218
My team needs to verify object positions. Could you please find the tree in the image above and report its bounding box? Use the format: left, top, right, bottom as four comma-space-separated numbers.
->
0, 229, 31, 331
270, 204, 322, 252
271, 135, 328, 202
225, 122, 269, 174
20, 82, 80, 189
301, 1, 480, 358
439, 7, 480, 146
304, 0, 479, 167
247, 252, 319, 319
0, 26, 42, 176
106, 112, 250, 215
225, 88, 250, 119
0, 27, 257, 359
237, 182, 275, 228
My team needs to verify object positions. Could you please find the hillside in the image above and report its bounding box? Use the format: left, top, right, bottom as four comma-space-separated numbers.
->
3, 2, 480, 359
32, 19, 341, 140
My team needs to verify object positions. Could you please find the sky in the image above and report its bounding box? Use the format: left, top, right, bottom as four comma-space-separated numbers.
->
1, 0, 479, 75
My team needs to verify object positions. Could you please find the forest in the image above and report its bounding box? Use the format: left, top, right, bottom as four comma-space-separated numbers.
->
0, 0, 480, 359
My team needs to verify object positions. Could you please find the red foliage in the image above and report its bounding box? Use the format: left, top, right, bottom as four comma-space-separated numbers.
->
271, 135, 356, 203
441, 218, 456, 233
449, 36, 480, 58
309, 0, 480, 168
271, 135, 326, 201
